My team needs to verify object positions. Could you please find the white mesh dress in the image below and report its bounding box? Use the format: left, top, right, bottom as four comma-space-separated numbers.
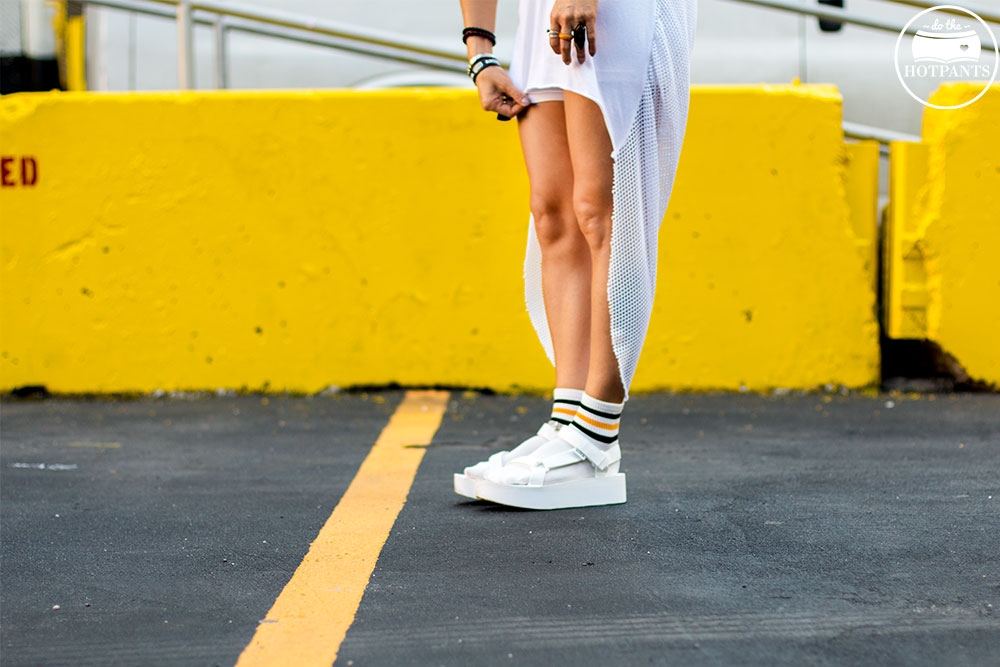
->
509, 0, 698, 399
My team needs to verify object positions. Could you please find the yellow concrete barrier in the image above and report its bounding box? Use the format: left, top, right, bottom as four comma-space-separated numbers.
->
884, 83, 1000, 387
0, 85, 878, 394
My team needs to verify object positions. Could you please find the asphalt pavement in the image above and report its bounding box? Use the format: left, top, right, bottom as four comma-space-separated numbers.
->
1, 390, 998, 666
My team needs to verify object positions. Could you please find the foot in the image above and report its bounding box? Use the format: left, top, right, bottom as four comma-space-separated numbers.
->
474, 428, 626, 510
452, 421, 560, 499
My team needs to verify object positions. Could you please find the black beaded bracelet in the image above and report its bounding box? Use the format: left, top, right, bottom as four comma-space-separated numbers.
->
462, 27, 496, 46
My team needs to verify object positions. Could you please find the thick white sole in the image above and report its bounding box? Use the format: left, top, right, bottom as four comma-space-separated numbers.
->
453, 473, 478, 499
474, 474, 627, 510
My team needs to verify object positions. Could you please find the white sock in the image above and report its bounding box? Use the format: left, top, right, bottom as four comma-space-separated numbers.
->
549, 387, 584, 428
563, 392, 623, 451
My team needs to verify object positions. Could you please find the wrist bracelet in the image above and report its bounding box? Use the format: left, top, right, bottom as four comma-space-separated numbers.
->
468, 54, 501, 83
468, 52, 496, 66
468, 52, 498, 72
462, 27, 496, 46
471, 60, 500, 84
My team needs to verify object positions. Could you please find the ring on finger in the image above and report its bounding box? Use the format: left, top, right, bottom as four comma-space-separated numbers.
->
558, 32, 573, 40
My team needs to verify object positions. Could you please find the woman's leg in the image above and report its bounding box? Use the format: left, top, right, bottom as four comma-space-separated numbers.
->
517, 101, 592, 390
481, 93, 627, 498
562, 91, 625, 403
453, 101, 593, 499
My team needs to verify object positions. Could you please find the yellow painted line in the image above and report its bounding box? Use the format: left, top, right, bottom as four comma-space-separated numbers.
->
235, 390, 450, 667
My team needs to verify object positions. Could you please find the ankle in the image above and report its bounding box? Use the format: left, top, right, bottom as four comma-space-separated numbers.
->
549, 387, 584, 427
565, 392, 624, 453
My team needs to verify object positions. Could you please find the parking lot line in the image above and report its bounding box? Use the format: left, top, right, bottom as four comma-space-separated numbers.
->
235, 390, 450, 667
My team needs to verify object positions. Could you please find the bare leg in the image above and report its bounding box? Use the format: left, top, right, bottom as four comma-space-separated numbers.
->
563, 91, 625, 403
517, 101, 591, 391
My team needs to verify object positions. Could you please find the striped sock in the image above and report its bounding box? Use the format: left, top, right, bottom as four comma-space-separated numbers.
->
549, 388, 584, 427
565, 392, 624, 450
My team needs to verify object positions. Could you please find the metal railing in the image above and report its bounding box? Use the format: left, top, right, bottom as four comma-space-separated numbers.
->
885, 0, 1000, 25
843, 122, 920, 156
71, 0, 473, 89
72, 0, 997, 144
76, 0, 999, 91
718, 0, 997, 48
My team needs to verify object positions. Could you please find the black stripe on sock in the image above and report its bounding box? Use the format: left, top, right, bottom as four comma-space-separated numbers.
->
570, 422, 619, 444
553, 398, 582, 408
551, 416, 573, 425
578, 402, 622, 421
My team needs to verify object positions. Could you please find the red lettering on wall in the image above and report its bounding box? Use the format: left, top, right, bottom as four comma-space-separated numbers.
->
0, 157, 13, 187
21, 157, 38, 186
0, 156, 39, 187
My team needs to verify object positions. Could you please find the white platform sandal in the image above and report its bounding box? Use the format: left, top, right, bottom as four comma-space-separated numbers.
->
453, 421, 560, 499
474, 429, 627, 510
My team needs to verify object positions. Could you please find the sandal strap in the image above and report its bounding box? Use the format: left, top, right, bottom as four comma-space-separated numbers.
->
487, 450, 510, 473
508, 448, 584, 473
504, 431, 621, 487
528, 448, 586, 486
508, 447, 587, 486
539, 447, 587, 470
559, 426, 621, 472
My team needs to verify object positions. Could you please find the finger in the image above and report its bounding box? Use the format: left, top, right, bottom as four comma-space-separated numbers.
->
478, 70, 530, 116
499, 82, 530, 117
547, 27, 561, 56
588, 18, 597, 56
502, 97, 528, 118
501, 80, 530, 108
490, 94, 527, 118
574, 25, 586, 63
548, 9, 562, 56
560, 22, 572, 64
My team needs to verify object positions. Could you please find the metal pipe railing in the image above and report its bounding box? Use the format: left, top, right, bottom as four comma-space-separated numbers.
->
165, 0, 467, 62
723, 0, 912, 34
176, 0, 193, 89
843, 122, 921, 156
78, 0, 473, 89
219, 16, 471, 73
75, 0, 994, 144
882, 0, 1000, 26
80, 0, 997, 91
212, 13, 227, 89
717, 0, 996, 49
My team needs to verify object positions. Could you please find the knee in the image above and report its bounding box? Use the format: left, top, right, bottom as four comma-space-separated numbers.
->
573, 192, 613, 250
530, 193, 577, 249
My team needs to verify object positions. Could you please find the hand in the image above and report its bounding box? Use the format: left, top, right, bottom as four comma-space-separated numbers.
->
549, 0, 597, 64
475, 66, 531, 119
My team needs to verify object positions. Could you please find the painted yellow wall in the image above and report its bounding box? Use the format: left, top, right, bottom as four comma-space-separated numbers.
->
885, 83, 1000, 386
1, 85, 879, 394
635, 85, 880, 391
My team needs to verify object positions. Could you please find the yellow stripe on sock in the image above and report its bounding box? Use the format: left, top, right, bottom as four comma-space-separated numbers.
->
552, 407, 578, 417
235, 390, 449, 667
575, 412, 619, 431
